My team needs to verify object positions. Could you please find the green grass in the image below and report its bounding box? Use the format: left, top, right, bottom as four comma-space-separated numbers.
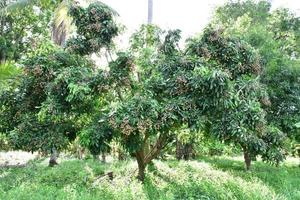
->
0, 156, 299, 200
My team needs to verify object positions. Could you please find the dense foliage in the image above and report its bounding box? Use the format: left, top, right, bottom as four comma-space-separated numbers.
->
0, 0, 299, 184
0, 46, 94, 154
65, 2, 119, 55
0, 0, 57, 63
212, 0, 300, 141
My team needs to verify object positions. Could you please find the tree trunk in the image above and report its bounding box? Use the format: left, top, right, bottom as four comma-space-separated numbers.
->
135, 134, 167, 182
176, 139, 184, 160
243, 147, 251, 170
49, 147, 58, 167
147, 0, 153, 24
183, 143, 194, 160
176, 139, 194, 160
117, 148, 126, 160
137, 161, 146, 182
78, 147, 84, 160
136, 151, 146, 182
101, 153, 106, 163
93, 154, 99, 160
0, 50, 6, 64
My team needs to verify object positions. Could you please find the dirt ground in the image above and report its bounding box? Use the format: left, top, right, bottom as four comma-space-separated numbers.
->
0, 151, 38, 167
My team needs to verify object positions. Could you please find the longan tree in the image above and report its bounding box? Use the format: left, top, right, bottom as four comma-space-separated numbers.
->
0, 2, 119, 165
0, 46, 95, 165
212, 0, 300, 157
186, 28, 286, 169
89, 27, 286, 181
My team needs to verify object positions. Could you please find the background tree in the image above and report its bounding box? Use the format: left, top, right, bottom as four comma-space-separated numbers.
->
0, 0, 58, 63
211, 0, 300, 157
0, 44, 95, 165
0, 2, 119, 165
148, 0, 153, 24
186, 28, 286, 169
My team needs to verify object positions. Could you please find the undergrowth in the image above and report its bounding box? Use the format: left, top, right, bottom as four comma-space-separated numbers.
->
0, 156, 299, 200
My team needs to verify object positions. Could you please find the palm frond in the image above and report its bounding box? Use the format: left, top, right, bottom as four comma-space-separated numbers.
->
51, 0, 119, 46
0, 62, 21, 81
52, 1, 74, 46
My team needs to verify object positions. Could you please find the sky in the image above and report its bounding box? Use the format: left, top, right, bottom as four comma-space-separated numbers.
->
99, 0, 300, 40
89, 0, 300, 64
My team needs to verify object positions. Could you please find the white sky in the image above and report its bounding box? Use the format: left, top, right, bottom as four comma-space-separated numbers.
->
90, 0, 300, 64
100, 0, 300, 40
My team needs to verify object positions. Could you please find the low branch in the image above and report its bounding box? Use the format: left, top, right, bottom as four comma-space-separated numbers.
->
144, 133, 168, 164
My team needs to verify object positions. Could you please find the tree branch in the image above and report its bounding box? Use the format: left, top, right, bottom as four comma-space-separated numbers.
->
144, 133, 168, 164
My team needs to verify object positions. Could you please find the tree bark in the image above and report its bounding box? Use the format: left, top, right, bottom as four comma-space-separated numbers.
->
135, 133, 167, 182
101, 153, 106, 163
78, 147, 84, 160
242, 147, 251, 170
176, 139, 194, 160
0, 50, 6, 64
136, 150, 146, 182
117, 146, 126, 160
49, 147, 58, 167
183, 143, 194, 160
93, 154, 99, 160
176, 139, 184, 160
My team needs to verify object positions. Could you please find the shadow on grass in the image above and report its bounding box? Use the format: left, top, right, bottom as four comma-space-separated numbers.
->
0, 158, 107, 193
198, 156, 300, 199
143, 177, 163, 200
147, 162, 218, 200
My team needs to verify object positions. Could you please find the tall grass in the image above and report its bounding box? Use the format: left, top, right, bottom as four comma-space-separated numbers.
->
0, 156, 299, 200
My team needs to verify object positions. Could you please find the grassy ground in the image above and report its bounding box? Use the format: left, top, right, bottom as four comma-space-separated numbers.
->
0, 156, 299, 200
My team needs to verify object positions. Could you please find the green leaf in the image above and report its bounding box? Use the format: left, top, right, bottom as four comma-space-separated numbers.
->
295, 122, 300, 128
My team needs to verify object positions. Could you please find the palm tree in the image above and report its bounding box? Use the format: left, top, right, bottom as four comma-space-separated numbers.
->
0, 0, 69, 46
52, 0, 119, 46
51, 0, 73, 46
148, 0, 153, 24
1, 0, 117, 47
